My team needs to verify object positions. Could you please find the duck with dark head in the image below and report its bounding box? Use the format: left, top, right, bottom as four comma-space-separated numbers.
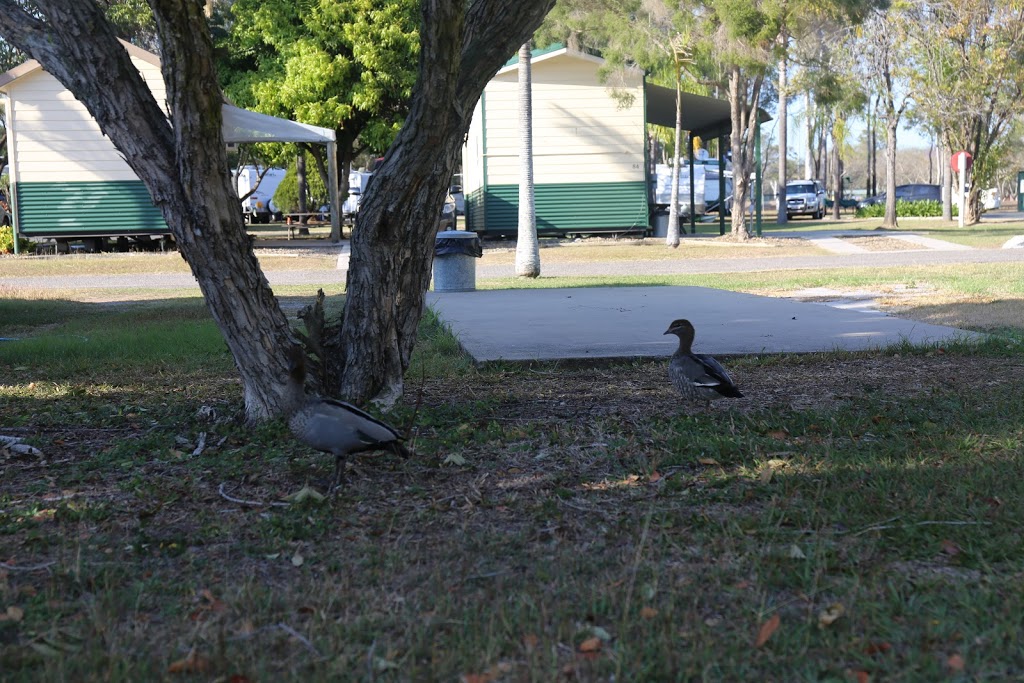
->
285, 345, 410, 491
663, 319, 743, 402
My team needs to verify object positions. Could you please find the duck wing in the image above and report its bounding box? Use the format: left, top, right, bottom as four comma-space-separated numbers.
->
311, 398, 404, 449
689, 353, 743, 397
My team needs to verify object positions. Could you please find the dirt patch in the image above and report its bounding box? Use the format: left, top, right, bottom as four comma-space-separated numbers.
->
839, 236, 926, 251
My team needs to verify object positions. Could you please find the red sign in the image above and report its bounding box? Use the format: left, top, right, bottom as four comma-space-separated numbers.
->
951, 151, 973, 172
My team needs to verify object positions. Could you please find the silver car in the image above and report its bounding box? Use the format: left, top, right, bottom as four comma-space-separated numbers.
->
785, 180, 826, 220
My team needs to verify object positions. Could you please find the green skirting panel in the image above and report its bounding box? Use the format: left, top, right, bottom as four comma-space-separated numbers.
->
16, 180, 169, 237
466, 181, 649, 234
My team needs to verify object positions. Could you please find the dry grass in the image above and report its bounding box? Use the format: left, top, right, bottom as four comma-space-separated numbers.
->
481, 235, 823, 265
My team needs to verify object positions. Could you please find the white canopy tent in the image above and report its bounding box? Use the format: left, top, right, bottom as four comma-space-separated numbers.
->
222, 104, 341, 239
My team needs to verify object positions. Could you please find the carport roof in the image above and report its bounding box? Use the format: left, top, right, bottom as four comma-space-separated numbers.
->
644, 83, 771, 139
497, 45, 770, 140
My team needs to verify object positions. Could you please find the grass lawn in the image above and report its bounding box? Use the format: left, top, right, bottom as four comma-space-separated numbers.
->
2, 274, 1024, 680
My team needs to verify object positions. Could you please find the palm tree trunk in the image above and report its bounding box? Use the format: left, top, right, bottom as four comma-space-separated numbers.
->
666, 72, 683, 248
776, 49, 788, 225
515, 41, 540, 277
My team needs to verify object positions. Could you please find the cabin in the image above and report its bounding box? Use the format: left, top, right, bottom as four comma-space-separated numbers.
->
0, 42, 337, 251
462, 45, 766, 236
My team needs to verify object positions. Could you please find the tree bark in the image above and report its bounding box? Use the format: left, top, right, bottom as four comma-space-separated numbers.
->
728, 66, 763, 240
941, 141, 953, 221
515, 41, 540, 277
804, 90, 814, 180
1, 0, 299, 421
832, 122, 842, 221
776, 48, 788, 225
337, 0, 556, 406
883, 119, 899, 228
666, 71, 683, 247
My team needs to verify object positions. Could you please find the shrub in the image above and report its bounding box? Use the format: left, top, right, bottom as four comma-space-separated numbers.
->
855, 199, 958, 219
0, 226, 33, 254
273, 158, 329, 215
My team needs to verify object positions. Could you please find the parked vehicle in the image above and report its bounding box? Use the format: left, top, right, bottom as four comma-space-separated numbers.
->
784, 180, 826, 219
450, 184, 465, 215
982, 187, 1001, 211
343, 171, 374, 220
235, 166, 286, 224
857, 183, 940, 209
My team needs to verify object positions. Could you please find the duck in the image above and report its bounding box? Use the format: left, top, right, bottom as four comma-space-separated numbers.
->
285, 345, 410, 491
664, 319, 743, 401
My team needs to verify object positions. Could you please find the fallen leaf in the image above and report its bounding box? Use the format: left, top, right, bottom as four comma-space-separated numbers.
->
291, 552, 304, 567
228, 676, 255, 683
864, 641, 892, 655
286, 485, 325, 503
817, 603, 844, 628
443, 453, 467, 466
767, 429, 788, 440
461, 673, 495, 683
754, 614, 780, 648
168, 651, 211, 674
940, 539, 961, 556
648, 470, 661, 482
851, 670, 870, 683
697, 457, 720, 466
640, 606, 658, 619
758, 468, 774, 484
947, 653, 965, 671
591, 626, 612, 641
787, 544, 806, 559
578, 636, 602, 653
5, 606, 24, 622
522, 633, 539, 651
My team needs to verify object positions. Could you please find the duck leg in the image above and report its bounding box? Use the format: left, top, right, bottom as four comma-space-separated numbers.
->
329, 454, 348, 495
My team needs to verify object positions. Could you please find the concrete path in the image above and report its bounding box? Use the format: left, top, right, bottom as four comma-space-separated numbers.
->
426, 286, 978, 363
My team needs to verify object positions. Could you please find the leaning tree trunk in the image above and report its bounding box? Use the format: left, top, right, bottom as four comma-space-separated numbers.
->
1, 0, 299, 421
515, 41, 540, 277
337, 0, 556, 406
883, 119, 899, 228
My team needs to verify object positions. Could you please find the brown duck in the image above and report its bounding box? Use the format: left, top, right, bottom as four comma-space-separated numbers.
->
664, 319, 743, 400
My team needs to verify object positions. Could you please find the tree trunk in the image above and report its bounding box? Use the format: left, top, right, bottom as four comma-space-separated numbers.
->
666, 73, 683, 247
941, 141, 953, 221
883, 119, 899, 228
296, 150, 310, 232
776, 49, 788, 225
515, 41, 540, 277
337, 0, 556, 406
728, 66, 763, 240
832, 122, 842, 220
804, 90, 814, 180
1, 1, 299, 422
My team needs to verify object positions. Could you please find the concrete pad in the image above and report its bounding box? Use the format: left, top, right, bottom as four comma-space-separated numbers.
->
426, 286, 979, 362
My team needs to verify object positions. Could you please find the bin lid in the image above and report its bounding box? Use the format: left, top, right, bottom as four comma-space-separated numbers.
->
436, 230, 476, 239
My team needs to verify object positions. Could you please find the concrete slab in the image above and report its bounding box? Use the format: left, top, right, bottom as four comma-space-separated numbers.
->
426, 286, 979, 362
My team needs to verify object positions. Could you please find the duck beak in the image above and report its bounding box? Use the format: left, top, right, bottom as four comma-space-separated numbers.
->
663, 328, 672, 335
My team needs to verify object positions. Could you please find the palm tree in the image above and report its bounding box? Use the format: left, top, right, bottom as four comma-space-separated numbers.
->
515, 41, 540, 278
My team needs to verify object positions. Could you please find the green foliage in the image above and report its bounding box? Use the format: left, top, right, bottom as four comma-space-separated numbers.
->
273, 157, 329, 214
0, 226, 32, 254
855, 199, 958, 218
217, 0, 419, 161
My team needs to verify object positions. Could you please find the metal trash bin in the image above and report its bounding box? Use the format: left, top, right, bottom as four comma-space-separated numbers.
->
433, 230, 482, 292
651, 209, 669, 238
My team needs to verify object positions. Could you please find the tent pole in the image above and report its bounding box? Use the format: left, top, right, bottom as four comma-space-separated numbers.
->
327, 141, 341, 241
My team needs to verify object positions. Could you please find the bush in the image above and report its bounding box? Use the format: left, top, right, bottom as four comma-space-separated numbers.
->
0, 226, 33, 254
273, 158, 329, 215
855, 199, 958, 219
